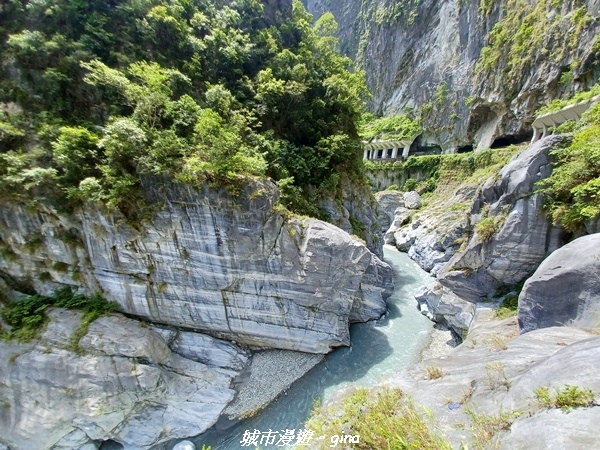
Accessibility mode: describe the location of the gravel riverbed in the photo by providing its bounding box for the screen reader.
[223,349,324,419]
[419,322,459,361]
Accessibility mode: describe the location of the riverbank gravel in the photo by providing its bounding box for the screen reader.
[419,323,459,361]
[223,349,324,419]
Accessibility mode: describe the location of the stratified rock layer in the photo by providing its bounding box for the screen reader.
[0,309,244,450]
[0,178,393,354]
[518,233,600,333]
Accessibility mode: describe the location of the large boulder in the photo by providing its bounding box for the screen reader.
[518,233,600,333]
[0,309,245,449]
[374,190,405,231]
[414,283,475,338]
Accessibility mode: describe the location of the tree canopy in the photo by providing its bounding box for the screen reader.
[0,0,369,218]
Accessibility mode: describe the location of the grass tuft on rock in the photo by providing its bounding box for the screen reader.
[534,385,595,410]
[306,387,452,449]
[0,288,118,342]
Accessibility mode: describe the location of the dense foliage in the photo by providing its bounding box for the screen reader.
[537,102,600,232]
[360,113,421,141]
[0,0,369,218]
[475,0,593,95]
[0,287,118,343]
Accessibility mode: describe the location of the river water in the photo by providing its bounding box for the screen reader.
[196,246,433,449]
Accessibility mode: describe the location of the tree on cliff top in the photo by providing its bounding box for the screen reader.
[0,0,369,218]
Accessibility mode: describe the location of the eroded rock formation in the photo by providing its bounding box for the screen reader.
[518,233,600,333]
[0,178,393,354]
[0,309,246,449]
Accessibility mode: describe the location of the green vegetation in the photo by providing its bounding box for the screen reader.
[537,102,600,232]
[360,113,422,142]
[535,385,595,410]
[466,408,521,449]
[475,0,591,95]
[475,216,500,242]
[0,288,118,342]
[306,387,452,450]
[365,146,523,199]
[494,294,518,319]
[0,0,369,218]
[536,83,600,117]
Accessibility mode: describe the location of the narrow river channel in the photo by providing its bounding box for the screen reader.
[195,246,434,449]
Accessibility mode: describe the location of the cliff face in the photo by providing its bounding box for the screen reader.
[306,0,600,151]
[0,308,248,449]
[379,136,567,335]
[0,178,393,354]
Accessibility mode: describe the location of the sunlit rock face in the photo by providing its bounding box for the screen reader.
[0,177,393,354]
[0,308,246,449]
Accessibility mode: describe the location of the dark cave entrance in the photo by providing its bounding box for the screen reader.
[490,131,533,149]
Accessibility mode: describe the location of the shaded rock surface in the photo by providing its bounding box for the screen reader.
[319,177,384,258]
[439,135,565,302]
[373,190,404,231]
[388,308,600,449]
[0,309,245,450]
[518,233,600,333]
[0,178,392,354]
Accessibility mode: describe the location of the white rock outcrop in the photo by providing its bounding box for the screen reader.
[0,309,245,450]
[0,178,393,354]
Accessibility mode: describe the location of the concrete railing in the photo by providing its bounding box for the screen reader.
[531,95,600,142]
[362,137,415,160]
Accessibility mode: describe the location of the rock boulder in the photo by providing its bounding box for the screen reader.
[518,233,600,333]
[0,309,245,449]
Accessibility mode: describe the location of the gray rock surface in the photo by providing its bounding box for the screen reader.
[414,284,475,338]
[373,190,404,231]
[0,309,245,450]
[439,136,565,302]
[0,178,392,354]
[383,206,412,245]
[388,309,600,449]
[498,408,600,450]
[403,191,422,210]
[518,233,600,333]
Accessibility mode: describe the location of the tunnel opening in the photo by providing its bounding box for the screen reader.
[490,131,532,149]
[457,145,474,153]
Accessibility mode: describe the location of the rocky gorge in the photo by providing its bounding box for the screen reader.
[305,0,600,151]
[1,0,600,448]
[0,177,393,449]
[365,133,600,447]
